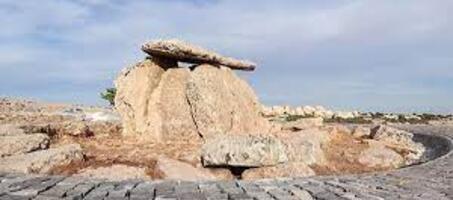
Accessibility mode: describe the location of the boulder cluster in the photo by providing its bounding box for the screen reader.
[114,39,274,142]
[112,39,427,180]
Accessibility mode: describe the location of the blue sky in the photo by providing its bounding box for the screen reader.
[1,0,452,113]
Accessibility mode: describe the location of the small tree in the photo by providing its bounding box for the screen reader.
[101,88,116,106]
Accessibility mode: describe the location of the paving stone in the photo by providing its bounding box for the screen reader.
[83,183,115,200]
[38,178,82,198]
[8,176,64,197]
[228,193,253,200]
[104,181,139,200]
[129,182,155,200]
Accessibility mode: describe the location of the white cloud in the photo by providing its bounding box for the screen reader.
[0,0,452,111]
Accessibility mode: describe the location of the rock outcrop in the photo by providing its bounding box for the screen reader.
[114,40,272,142]
[359,141,404,168]
[201,135,288,167]
[371,125,425,164]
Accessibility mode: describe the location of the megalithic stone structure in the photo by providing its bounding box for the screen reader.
[114,39,275,143]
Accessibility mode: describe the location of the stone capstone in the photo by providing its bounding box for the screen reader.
[201,135,288,167]
[142,39,256,71]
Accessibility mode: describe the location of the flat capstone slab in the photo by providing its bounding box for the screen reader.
[142,39,256,71]
[0,124,452,200]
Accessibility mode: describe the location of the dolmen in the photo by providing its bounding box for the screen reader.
[114,39,273,143]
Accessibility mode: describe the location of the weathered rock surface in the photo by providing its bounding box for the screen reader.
[242,162,315,180]
[0,124,24,136]
[282,117,323,131]
[187,65,273,138]
[351,125,372,138]
[359,141,404,168]
[76,164,150,181]
[0,144,84,174]
[201,134,288,167]
[115,60,271,142]
[114,59,165,138]
[115,59,200,142]
[371,125,425,164]
[0,134,49,157]
[142,39,256,71]
[154,156,216,181]
[279,128,331,165]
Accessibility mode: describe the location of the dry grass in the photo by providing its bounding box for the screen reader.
[312,130,391,175]
[49,133,202,178]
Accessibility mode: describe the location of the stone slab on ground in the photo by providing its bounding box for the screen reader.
[0,144,84,174]
[201,134,288,167]
[0,133,50,157]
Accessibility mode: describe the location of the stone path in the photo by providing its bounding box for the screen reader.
[0,125,452,200]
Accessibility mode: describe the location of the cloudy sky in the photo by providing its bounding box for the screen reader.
[1,0,452,113]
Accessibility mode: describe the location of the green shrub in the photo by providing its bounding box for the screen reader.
[283,114,315,122]
[101,87,117,106]
[324,117,372,124]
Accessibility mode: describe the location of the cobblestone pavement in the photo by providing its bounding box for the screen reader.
[0,125,452,200]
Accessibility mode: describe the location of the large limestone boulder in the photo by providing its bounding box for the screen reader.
[242,162,315,180]
[115,59,165,138]
[279,128,331,165]
[0,144,84,174]
[142,39,256,71]
[358,141,404,168]
[187,64,273,138]
[370,125,425,164]
[115,59,272,142]
[0,134,50,157]
[115,59,201,142]
[201,135,288,167]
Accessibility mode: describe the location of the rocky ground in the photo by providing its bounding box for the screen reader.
[1,40,449,185]
[0,97,438,182]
